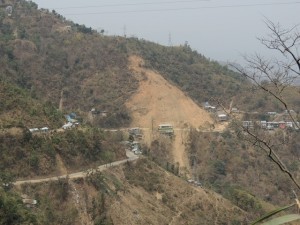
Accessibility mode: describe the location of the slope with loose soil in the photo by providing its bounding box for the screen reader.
[17,158,249,225]
[126,55,213,169]
[108,159,247,225]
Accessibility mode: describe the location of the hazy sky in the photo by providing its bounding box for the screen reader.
[32,0,300,63]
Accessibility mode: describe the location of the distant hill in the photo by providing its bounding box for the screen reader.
[0,0,255,128]
[0,0,298,129]
[1,2,299,224]
[127,40,249,107]
[0,0,138,127]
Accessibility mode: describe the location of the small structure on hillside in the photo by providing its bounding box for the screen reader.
[203,102,216,112]
[217,114,228,122]
[62,122,74,130]
[21,194,37,208]
[40,127,49,133]
[29,128,39,133]
[231,107,239,113]
[90,108,108,117]
[22,198,37,207]
[65,112,82,123]
[284,109,296,114]
[286,122,294,128]
[242,121,253,129]
[90,108,99,115]
[259,121,267,129]
[279,121,286,129]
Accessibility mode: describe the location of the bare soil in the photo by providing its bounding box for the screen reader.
[126,55,213,170]
[106,163,246,225]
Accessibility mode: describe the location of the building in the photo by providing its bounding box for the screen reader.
[40,127,49,132]
[203,102,216,111]
[29,128,39,133]
[62,122,73,130]
[243,121,253,128]
[218,114,228,121]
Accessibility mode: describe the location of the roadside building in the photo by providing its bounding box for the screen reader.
[40,127,49,133]
[29,128,39,133]
[62,122,73,130]
[218,114,228,122]
[243,121,253,128]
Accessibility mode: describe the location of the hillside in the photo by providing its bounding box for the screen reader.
[0,127,126,180]
[1,1,300,224]
[126,39,250,109]
[127,55,213,130]
[0,79,63,128]
[0,0,138,127]
[1,1,298,126]
[14,158,249,225]
[126,55,215,169]
[186,128,300,215]
[0,0,257,129]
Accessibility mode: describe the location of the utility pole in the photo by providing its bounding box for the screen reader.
[168,32,172,46]
[123,25,127,37]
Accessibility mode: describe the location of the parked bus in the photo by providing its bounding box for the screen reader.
[158,124,174,136]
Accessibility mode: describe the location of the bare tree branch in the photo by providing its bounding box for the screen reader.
[227,19,300,192]
[259,19,300,76]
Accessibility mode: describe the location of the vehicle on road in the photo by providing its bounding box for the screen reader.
[158,123,174,136]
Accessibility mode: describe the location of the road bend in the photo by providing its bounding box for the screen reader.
[14,150,139,186]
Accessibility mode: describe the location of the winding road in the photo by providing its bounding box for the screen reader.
[14,150,139,186]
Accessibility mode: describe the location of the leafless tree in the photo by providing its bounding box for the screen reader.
[231,19,300,190]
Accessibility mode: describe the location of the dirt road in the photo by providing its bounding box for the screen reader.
[14,150,138,186]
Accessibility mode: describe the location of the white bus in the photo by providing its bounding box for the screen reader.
[158,124,174,136]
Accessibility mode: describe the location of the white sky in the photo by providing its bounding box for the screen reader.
[32,0,300,63]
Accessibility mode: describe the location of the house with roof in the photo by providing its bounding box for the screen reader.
[217,113,228,121]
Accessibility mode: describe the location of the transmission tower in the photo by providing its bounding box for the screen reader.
[168,32,173,46]
[123,25,127,37]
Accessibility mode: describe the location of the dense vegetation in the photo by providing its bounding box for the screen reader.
[0,187,38,225]
[0,128,125,179]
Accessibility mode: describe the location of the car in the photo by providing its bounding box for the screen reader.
[133,149,142,155]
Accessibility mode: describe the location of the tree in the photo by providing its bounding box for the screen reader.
[231,20,300,224]
[0,188,37,225]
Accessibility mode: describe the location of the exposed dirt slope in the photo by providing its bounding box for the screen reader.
[127,56,212,129]
[17,158,248,225]
[106,159,247,225]
[126,55,213,168]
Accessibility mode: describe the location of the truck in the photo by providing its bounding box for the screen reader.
[158,124,174,136]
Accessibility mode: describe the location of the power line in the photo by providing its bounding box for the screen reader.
[59,2,300,16]
[51,0,211,10]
